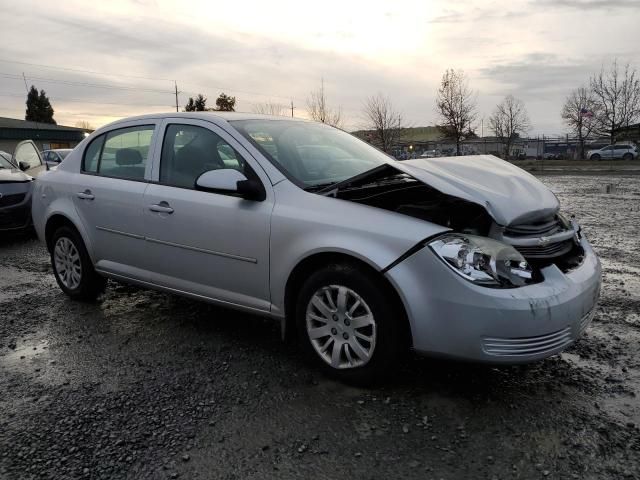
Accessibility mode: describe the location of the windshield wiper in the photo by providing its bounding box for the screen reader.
[315,164,398,196]
[304,182,339,192]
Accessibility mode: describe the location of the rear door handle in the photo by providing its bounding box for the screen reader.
[149,201,174,214]
[76,190,95,200]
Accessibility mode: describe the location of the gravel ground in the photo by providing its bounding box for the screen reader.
[1,174,639,480]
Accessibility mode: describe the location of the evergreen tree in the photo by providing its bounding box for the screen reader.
[25,85,56,124]
[184,94,208,112]
[215,93,236,112]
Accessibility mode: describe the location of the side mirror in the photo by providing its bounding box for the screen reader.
[195,169,265,201]
[19,161,30,171]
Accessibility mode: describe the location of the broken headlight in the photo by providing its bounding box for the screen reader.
[429,234,532,288]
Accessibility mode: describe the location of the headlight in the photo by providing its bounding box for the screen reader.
[429,234,532,288]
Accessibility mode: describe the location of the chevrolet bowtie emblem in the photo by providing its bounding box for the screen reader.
[538,236,551,246]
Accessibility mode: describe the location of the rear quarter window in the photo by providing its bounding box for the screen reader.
[83,135,104,173]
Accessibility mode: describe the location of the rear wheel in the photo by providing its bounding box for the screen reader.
[51,226,106,301]
[296,263,404,384]
[623,153,633,161]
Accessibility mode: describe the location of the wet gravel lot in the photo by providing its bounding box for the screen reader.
[1,174,639,480]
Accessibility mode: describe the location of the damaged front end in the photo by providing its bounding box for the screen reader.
[322,157,585,283]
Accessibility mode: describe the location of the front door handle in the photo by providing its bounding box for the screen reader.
[149,201,174,214]
[76,190,95,200]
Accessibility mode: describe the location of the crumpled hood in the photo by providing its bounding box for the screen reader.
[0,168,32,183]
[394,155,559,226]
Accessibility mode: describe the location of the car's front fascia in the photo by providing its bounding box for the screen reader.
[0,171,34,233]
[384,232,601,363]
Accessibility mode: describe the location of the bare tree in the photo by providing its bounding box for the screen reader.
[306,79,343,128]
[251,102,288,116]
[590,60,640,143]
[74,120,94,131]
[489,95,531,159]
[362,94,404,153]
[435,69,477,155]
[561,86,598,159]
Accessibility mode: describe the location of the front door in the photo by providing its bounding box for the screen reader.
[142,120,272,312]
[72,123,157,278]
[12,140,45,177]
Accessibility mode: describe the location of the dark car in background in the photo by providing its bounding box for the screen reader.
[0,141,46,234]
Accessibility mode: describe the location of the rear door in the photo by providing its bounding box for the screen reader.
[73,121,158,279]
[142,119,273,312]
[615,145,630,158]
[12,140,45,177]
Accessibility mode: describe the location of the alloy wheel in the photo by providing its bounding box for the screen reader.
[305,285,377,369]
[54,237,82,290]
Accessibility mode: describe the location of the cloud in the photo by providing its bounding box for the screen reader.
[534,0,639,8]
[478,53,599,98]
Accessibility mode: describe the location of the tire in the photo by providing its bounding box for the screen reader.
[590,154,601,161]
[50,226,106,301]
[623,153,632,161]
[295,263,405,384]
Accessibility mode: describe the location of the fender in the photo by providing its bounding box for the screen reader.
[33,177,96,263]
[269,181,449,315]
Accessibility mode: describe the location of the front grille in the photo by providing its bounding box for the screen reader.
[504,216,563,237]
[482,327,572,357]
[515,239,574,259]
[0,193,26,207]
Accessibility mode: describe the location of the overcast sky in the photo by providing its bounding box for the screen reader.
[1,0,638,134]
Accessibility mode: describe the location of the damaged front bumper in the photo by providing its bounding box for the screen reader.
[385,236,601,363]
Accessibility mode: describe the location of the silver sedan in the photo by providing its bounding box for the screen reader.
[31,113,601,383]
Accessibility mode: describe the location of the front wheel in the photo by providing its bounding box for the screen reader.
[590,154,601,161]
[51,226,106,301]
[296,263,405,384]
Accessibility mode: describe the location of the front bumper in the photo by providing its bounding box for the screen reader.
[0,188,33,232]
[385,236,601,363]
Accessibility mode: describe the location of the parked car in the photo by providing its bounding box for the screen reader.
[31,113,601,382]
[42,148,73,168]
[587,144,637,160]
[0,140,47,234]
[419,150,438,158]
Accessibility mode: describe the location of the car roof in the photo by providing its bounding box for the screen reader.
[103,111,308,129]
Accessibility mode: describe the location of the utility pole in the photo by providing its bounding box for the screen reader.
[174,81,179,112]
[290,100,295,118]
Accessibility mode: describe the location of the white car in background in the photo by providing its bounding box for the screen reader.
[587,143,637,160]
[31,112,601,383]
[42,149,73,168]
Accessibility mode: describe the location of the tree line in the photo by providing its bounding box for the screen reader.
[21,58,639,160]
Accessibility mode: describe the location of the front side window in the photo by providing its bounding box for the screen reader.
[230,120,389,189]
[160,124,246,189]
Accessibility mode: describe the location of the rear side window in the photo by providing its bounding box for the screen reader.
[82,125,154,180]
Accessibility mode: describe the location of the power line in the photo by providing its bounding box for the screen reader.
[0,72,173,94]
[0,92,174,108]
[0,58,175,82]
[0,58,296,101]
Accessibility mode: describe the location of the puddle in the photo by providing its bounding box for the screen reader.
[0,266,56,302]
[1,338,50,366]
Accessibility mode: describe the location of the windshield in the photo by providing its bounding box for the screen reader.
[0,152,13,169]
[230,120,391,189]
